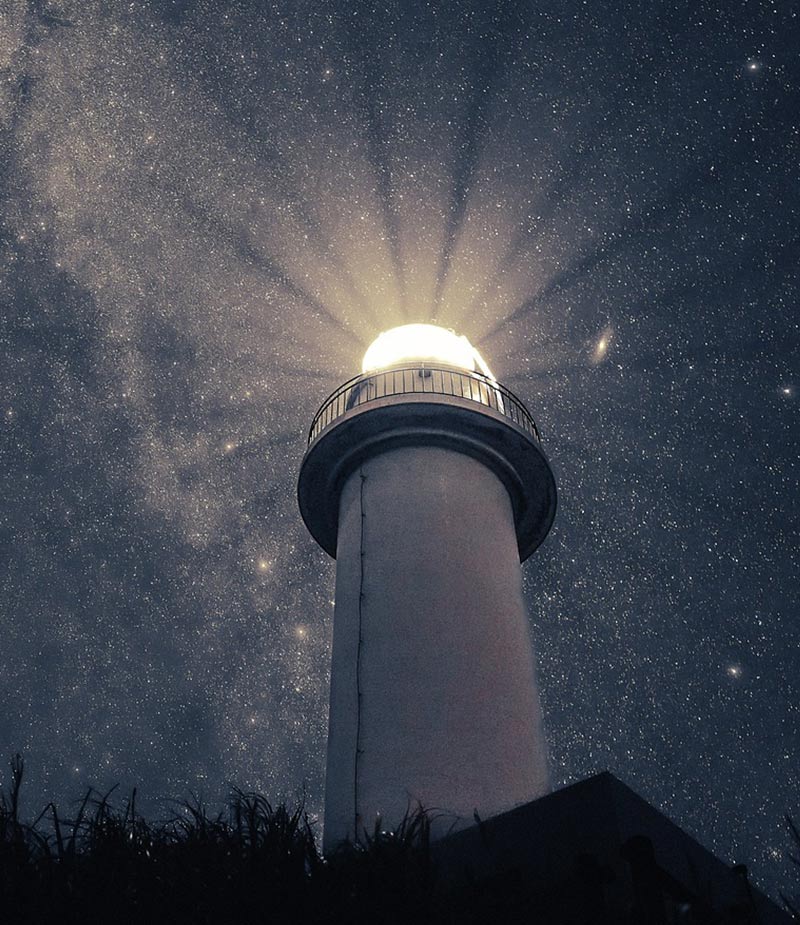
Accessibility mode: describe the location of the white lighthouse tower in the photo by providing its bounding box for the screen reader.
[298,324,557,853]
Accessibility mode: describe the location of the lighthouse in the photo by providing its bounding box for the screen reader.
[298,324,557,853]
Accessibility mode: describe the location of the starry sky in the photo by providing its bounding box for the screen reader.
[1,0,798,899]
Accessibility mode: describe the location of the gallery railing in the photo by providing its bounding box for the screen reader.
[308,366,541,444]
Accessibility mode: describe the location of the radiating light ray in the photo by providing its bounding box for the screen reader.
[344,22,408,315]
[458,102,632,332]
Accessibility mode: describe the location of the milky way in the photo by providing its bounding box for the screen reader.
[0,0,797,898]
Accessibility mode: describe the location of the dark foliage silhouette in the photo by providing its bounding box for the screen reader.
[1,756,793,924]
[782,816,800,920]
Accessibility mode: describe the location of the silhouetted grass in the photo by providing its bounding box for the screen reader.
[0,755,459,924]
[3,755,795,923]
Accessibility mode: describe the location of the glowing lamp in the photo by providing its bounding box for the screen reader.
[362,323,479,374]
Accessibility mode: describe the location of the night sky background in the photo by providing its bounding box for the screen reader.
[1,0,797,899]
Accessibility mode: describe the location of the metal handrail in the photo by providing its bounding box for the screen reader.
[308,365,542,444]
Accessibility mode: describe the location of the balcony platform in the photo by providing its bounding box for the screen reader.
[297,365,557,561]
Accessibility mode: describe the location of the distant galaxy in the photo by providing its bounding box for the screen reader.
[0,0,797,899]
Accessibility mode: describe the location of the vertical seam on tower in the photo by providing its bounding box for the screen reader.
[354,466,366,840]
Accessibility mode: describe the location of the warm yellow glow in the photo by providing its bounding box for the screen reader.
[362,324,484,374]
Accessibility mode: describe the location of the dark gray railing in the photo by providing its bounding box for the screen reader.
[308,365,541,444]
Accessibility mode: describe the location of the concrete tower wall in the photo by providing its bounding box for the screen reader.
[323,444,550,851]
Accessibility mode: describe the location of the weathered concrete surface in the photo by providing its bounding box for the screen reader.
[323,445,550,851]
